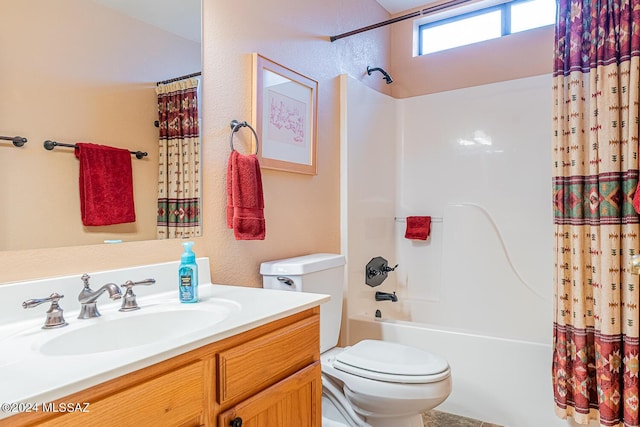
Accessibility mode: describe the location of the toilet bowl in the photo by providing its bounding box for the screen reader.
[260,254,452,427]
[322,341,451,427]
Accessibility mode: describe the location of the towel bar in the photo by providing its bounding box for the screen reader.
[43,140,147,159]
[395,217,443,223]
[1,135,27,147]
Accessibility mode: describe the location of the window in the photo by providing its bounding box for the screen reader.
[418,0,555,55]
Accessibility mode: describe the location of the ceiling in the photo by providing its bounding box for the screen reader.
[91,0,201,42]
[90,0,430,42]
[375,0,436,14]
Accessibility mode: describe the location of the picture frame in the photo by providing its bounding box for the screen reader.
[252,53,318,175]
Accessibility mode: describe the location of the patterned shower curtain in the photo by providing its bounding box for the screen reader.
[552,0,640,425]
[156,78,201,239]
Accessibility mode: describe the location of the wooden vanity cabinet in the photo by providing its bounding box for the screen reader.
[216,312,322,427]
[37,360,207,427]
[2,307,321,427]
[218,363,321,427]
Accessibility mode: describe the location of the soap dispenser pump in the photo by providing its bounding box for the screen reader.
[179,241,198,303]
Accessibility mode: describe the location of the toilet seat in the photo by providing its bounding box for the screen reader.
[322,345,452,423]
[333,340,450,384]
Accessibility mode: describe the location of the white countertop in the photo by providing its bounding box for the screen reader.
[0,261,328,420]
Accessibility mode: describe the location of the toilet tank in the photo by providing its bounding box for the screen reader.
[260,253,346,353]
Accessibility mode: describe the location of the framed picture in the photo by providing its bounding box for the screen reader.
[252,53,318,175]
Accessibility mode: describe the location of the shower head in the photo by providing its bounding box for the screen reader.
[367,66,393,84]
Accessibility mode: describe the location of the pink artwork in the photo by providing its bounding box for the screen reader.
[267,90,305,146]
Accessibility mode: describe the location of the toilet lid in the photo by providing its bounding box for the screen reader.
[333,340,450,384]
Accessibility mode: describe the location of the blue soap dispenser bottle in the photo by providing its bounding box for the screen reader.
[179,241,198,303]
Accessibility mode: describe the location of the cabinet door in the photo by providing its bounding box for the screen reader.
[217,315,319,407]
[218,362,321,427]
[37,361,205,427]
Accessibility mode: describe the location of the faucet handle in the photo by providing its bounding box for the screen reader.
[365,256,398,287]
[80,273,91,288]
[382,264,399,273]
[23,293,68,329]
[126,278,156,287]
[119,278,156,312]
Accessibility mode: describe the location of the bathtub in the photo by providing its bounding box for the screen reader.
[348,315,568,427]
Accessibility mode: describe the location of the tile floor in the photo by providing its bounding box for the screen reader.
[422,410,503,427]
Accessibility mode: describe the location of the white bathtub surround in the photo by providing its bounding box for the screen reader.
[402,203,551,343]
[340,75,590,426]
[0,259,328,418]
[340,74,402,325]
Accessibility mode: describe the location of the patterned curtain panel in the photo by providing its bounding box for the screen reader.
[552,0,640,425]
[156,78,201,239]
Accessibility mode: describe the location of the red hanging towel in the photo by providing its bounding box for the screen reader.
[226,150,265,240]
[405,216,431,240]
[75,143,136,226]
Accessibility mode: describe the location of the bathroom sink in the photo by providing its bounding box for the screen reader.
[38,303,238,356]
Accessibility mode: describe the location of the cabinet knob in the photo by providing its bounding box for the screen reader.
[230,417,243,427]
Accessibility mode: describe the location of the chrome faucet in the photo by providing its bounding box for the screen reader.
[77,274,122,319]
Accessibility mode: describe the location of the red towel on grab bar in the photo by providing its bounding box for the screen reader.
[226,150,265,240]
[75,143,136,226]
[405,216,431,240]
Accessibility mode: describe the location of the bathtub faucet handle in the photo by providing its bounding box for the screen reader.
[368,267,383,277]
[382,264,398,273]
[365,256,397,287]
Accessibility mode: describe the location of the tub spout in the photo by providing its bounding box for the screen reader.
[375,291,397,302]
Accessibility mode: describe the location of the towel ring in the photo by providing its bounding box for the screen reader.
[229,120,259,155]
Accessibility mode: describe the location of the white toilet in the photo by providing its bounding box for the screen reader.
[260,253,451,427]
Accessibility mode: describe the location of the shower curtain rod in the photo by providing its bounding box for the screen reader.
[156,71,201,86]
[330,0,474,42]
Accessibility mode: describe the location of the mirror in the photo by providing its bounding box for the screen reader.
[0,0,202,251]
